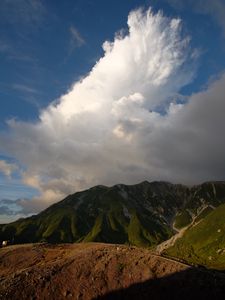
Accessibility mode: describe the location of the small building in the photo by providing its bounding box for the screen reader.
[2,240,8,247]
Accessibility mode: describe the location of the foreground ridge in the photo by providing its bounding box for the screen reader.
[1,243,225,300]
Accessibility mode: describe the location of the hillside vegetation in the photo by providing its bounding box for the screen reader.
[165,203,225,270]
[1,181,225,253]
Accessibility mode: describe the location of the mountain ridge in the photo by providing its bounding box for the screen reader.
[1,180,225,250]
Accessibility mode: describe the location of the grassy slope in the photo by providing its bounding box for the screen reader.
[1,181,225,254]
[165,204,225,270]
[0,186,173,247]
[174,210,192,229]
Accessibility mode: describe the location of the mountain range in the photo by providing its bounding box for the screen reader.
[1,180,225,269]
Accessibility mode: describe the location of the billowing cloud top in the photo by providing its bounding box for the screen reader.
[1,7,225,214]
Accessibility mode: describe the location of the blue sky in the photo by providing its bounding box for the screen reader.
[1,0,225,223]
[1,0,225,126]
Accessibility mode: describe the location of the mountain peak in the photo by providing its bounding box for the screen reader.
[1,180,225,247]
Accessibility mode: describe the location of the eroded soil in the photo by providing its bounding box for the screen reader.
[0,243,225,300]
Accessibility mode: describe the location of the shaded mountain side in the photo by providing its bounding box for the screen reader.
[1,243,225,300]
[164,203,225,270]
[0,181,225,247]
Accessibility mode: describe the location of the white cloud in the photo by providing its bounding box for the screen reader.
[0,160,18,178]
[1,0,46,27]
[0,7,201,213]
[12,84,39,94]
[70,25,85,48]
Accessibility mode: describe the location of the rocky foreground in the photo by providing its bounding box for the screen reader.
[1,243,225,300]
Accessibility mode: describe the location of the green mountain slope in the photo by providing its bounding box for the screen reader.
[1,181,225,250]
[164,203,225,269]
[0,182,180,246]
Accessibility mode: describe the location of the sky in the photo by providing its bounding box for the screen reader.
[1,0,225,223]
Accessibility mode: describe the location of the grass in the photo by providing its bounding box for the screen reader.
[195,206,213,223]
[2,181,224,252]
[165,204,225,270]
[0,191,171,247]
[128,212,151,247]
[82,214,103,242]
[174,210,192,229]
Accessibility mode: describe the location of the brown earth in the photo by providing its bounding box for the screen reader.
[0,243,225,300]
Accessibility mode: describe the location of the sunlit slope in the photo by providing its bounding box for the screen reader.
[0,182,182,246]
[1,181,225,249]
[165,203,225,269]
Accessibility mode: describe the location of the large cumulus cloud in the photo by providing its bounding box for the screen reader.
[1,7,224,214]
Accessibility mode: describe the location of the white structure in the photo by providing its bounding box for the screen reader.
[2,241,8,247]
